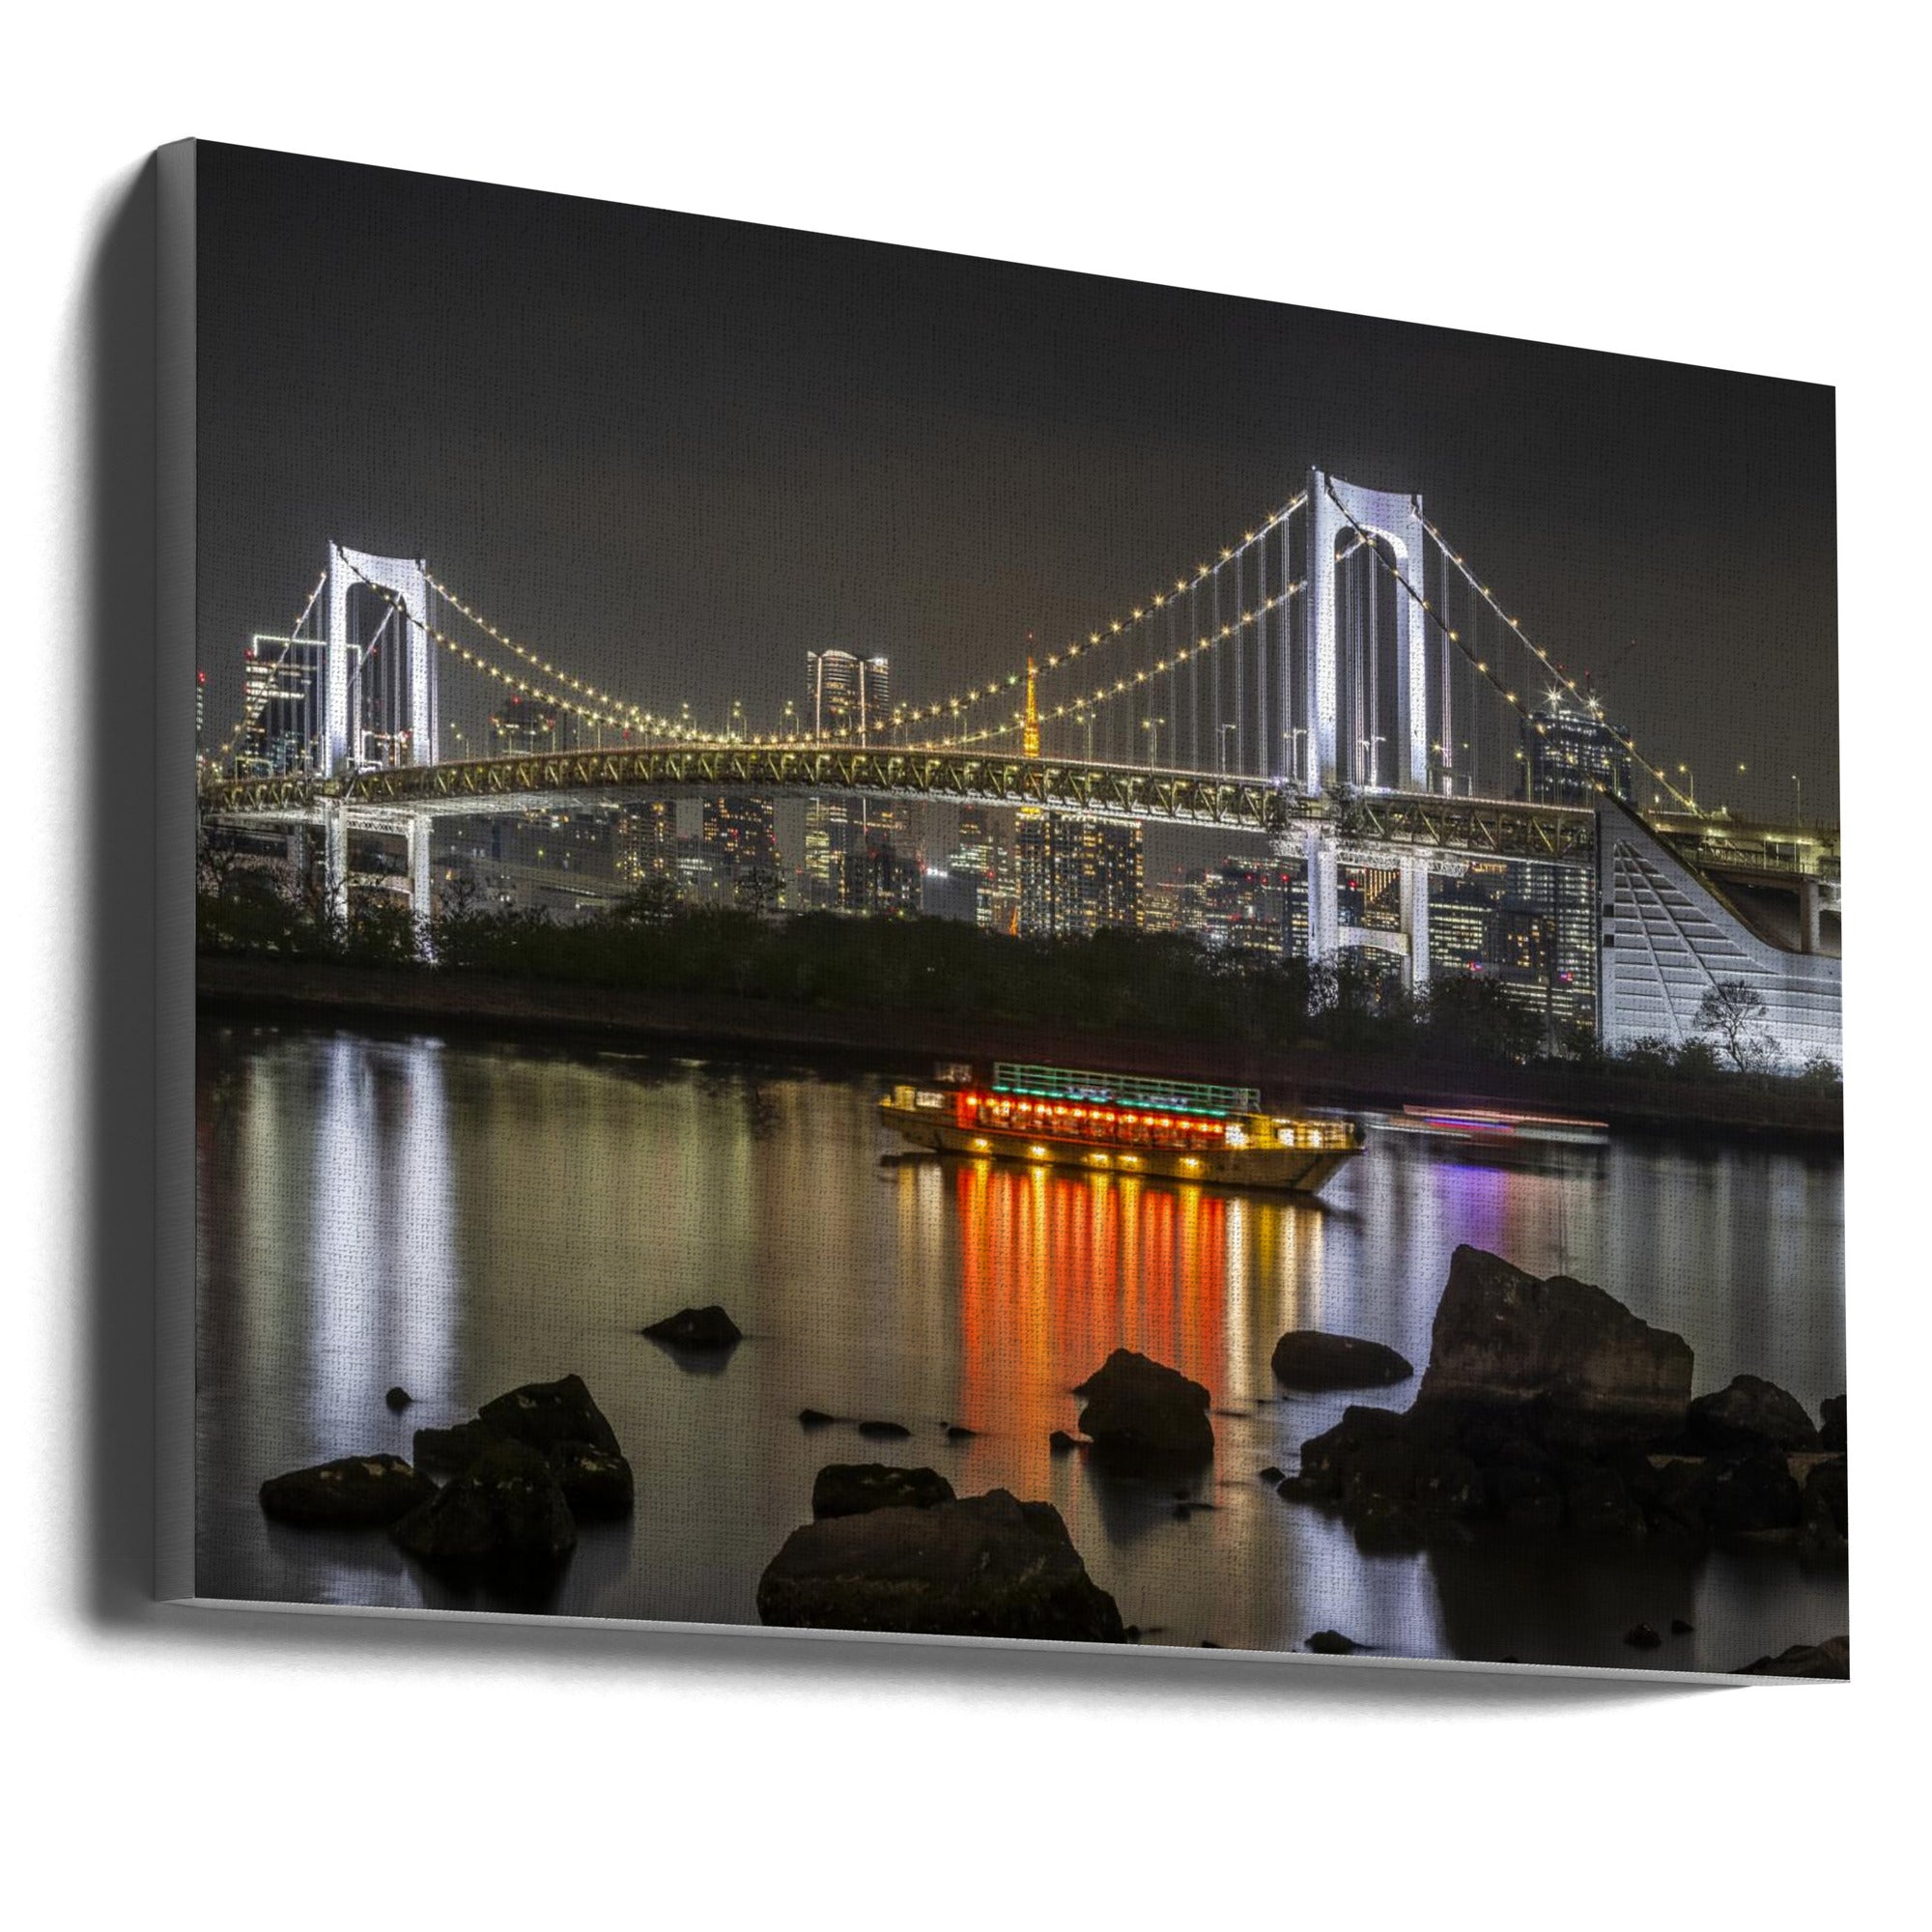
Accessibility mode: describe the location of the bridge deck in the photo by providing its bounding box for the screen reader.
[201,745,1597,862]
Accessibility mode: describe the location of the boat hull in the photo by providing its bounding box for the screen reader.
[881,1105,1359,1196]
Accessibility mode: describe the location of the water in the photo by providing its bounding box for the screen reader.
[195,1023,1848,1670]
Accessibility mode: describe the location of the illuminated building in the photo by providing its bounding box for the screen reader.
[807,649,890,743]
[613,801,676,883]
[240,635,325,777]
[489,692,570,755]
[804,649,892,907]
[700,795,780,878]
[1529,698,1635,805]
[1017,813,1144,938]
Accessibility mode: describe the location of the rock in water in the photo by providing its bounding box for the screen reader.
[1688,1374,1821,1452]
[1624,1622,1662,1650]
[811,1463,955,1520]
[1073,1350,1214,1468]
[1797,1457,1848,1561]
[1654,1441,1804,1537]
[260,1454,435,1527]
[1048,1430,1079,1454]
[856,1420,912,1441]
[551,1443,636,1521]
[1738,1636,1850,1679]
[477,1374,622,1457]
[798,1408,838,1429]
[412,1419,502,1475]
[1417,1245,1693,1442]
[1271,1332,1413,1391]
[392,1440,577,1581]
[640,1305,744,1350]
[384,1386,413,1412]
[1306,1629,1358,1655]
[756,1490,1125,1643]
[1818,1394,1846,1454]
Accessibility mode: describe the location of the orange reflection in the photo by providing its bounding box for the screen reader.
[953,1161,1231,1424]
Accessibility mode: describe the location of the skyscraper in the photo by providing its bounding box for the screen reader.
[805,649,891,907]
[1017,813,1144,937]
[1529,698,1635,805]
[807,650,890,743]
[700,795,780,878]
[240,635,325,777]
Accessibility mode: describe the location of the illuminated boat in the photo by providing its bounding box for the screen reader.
[1373,1103,1610,1151]
[880,1062,1363,1195]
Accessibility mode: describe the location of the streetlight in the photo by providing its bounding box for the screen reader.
[1678,762,1696,810]
[1792,773,1803,825]
[1218,722,1237,775]
[1142,716,1166,771]
[1284,725,1310,787]
[781,699,798,743]
[1357,733,1386,788]
[1074,704,1094,763]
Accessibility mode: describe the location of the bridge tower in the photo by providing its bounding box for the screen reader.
[321,546,439,777]
[1301,469,1432,792]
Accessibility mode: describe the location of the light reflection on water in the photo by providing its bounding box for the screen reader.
[196,1024,1847,1667]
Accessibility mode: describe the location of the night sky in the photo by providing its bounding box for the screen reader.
[195,141,1839,822]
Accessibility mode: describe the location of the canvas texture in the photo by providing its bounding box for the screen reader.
[184,142,1847,1680]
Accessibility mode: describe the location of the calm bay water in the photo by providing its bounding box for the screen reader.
[196,1022,1848,1669]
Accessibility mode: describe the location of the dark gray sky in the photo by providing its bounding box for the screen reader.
[196,141,1839,821]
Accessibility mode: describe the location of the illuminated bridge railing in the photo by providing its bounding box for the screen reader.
[199,746,1597,860]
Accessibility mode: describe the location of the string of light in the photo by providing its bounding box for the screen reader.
[1413,505,1699,814]
[423,570,689,738]
[890,491,1310,737]
[925,580,1309,753]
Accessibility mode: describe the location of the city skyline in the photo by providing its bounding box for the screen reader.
[194,143,1839,827]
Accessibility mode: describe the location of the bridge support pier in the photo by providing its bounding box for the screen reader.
[1295,826,1339,964]
[1400,854,1432,992]
[321,802,349,935]
[407,812,436,960]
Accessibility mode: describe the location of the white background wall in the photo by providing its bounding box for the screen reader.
[5,3,1922,1922]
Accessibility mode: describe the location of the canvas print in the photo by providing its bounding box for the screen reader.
[175,141,1847,1677]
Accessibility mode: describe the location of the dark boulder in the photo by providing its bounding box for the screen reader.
[551,1442,636,1521]
[1258,1464,1286,1485]
[384,1386,413,1412]
[1558,1459,1647,1539]
[1417,1245,1693,1443]
[1270,1331,1413,1391]
[412,1418,503,1475]
[1688,1375,1821,1453]
[477,1374,621,1458]
[1654,1443,1804,1538]
[1073,1350,1214,1469]
[260,1454,435,1527]
[1797,1457,1849,1561]
[1048,1430,1080,1454]
[640,1305,743,1351]
[798,1407,838,1429]
[1737,1636,1849,1679]
[856,1420,912,1441]
[392,1440,577,1581]
[1819,1395,1846,1454]
[945,1425,979,1441]
[1670,1618,1694,1635]
[1624,1622,1662,1650]
[756,1489,1126,1643]
[1306,1629,1359,1655]
[811,1463,955,1520]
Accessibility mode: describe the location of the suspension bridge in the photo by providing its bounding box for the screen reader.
[198,468,1842,1066]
